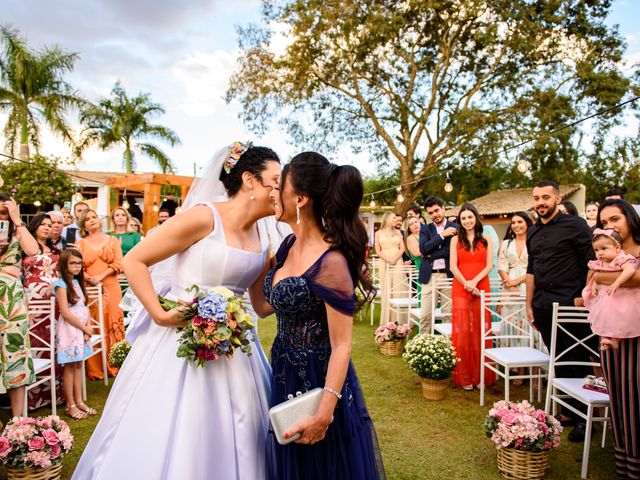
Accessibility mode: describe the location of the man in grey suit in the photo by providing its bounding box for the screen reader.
[418,196,458,333]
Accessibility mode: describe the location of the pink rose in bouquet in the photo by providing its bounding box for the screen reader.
[0,437,11,458]
[484,400,563,452]
[27,437,45,451]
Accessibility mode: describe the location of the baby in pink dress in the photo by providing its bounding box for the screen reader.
[582,229,640,350]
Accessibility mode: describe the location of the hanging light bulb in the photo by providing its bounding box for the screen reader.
[122,189,130,210]
[175,198,182,214]
[33,200,41,207]
[517,153,529,173]
[73,187,83,203]
[396,186,404,203]
[369,195,376,208]
[152,197,159,213]
[444,174,453,193]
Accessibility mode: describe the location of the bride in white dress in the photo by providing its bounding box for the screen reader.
[72,144,282,480]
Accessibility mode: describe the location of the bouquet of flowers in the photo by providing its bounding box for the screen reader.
[108,340,132,368]
[0,416,74,469]
[159,285,255,367]
[374,322,412,343]
[483,400,563,451]
[402,334,459,380]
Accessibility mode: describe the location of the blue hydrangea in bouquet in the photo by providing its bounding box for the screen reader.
[158,285,255,367]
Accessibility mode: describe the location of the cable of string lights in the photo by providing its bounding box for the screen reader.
[0,95,638,205]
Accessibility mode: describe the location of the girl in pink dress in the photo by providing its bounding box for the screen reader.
[582,229,640,350]
[54,249,95,420]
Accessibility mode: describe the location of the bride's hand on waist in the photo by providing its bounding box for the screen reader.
[286,413,332,445]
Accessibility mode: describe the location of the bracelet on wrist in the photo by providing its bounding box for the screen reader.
[323,386,342,400]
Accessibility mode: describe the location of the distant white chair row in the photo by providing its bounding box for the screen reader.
[24,284,108,417]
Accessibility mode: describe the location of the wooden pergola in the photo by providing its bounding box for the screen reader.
[106,173,194,233]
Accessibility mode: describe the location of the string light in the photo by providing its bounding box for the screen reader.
[33,200,41,207]
[516,153,529,173]
[122,189,130,210]
[396,186,404,203]
[152,197,159,213]
[369,195,376,208]
[444,174,453,193]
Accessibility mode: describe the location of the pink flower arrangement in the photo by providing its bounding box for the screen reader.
[374,322,412,344]
[483,400,563,452]
[0,416,74,469]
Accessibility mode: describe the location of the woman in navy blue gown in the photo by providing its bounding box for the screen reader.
[253,151,385,479]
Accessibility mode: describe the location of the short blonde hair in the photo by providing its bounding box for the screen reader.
[379,212,396,232]
[129,216,143,235]
[110,207,132,233]
[77,208,99,237]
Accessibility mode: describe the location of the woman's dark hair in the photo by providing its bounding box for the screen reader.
[503,211,533,241]
[26,213,59,256]
[0,191,15,257]
[58,249,88,306]
[456,203,487,251]
[283,152,374,310]
[596,199,640,245]
[560,200,578,216]
[219,146,280,197]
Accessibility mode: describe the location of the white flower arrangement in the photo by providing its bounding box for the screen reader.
[402,334,459,380]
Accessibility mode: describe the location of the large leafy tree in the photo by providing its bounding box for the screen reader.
[0,25,85,160]
[76,83,180,173]
[228,0,634,210]
[1,154,75,205]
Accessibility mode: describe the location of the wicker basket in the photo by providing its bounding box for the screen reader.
[379,339,404,356]
[420,377,447,400]
[496,448,550,479]
[6,463,63,480]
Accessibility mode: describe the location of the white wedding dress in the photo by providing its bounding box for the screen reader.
[73,203,272,480]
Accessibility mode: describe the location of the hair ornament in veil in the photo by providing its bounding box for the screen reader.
[223,141,253,174]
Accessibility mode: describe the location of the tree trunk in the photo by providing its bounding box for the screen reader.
[19,144,29,161]
[20,116,30,160]
[124,145,133,173]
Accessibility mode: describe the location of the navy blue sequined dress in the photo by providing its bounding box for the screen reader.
[264,235,385,480]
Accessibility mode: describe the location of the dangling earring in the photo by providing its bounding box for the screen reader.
[296,205,301,225]
[250,188,255,201]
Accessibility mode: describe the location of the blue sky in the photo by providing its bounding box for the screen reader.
[1,0,639,177]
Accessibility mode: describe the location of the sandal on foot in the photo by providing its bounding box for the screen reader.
[462,384,474,391]
[65,404,88,420]
[77,402,97,415]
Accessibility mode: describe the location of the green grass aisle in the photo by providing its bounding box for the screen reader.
[2,311,616,479]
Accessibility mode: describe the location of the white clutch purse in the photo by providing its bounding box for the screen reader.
[269,388,324,445]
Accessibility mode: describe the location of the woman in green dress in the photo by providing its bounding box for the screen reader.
[0,193,39,416]
[404,216,422,306]
[108,206,142,257]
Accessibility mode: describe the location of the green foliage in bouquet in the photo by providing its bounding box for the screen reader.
[108,340,132,368]
[402,334,458,380]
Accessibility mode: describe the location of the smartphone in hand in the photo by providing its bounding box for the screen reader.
[0,220,9,243]
[65,227,77,245]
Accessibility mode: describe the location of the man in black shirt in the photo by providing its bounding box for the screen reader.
[525,180,595,442]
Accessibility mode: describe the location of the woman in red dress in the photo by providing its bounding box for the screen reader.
[449,203,495,390]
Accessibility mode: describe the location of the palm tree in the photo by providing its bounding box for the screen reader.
[76,83,180,173]
[0,25,85,160]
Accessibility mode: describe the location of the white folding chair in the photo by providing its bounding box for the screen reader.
[387,264,419,325]
[545,303,609,480]
[369,257,381,326]
[25,296,57,416]
[430,277,453,337]
[480,291,549,407]
[83,284,109,400]
[117,274,135,328]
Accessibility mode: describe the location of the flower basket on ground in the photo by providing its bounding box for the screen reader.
[402,334,458,400]
[484,400,563,479]
[0,416,74,480]
[374,322,412,356]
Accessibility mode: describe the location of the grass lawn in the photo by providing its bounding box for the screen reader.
[1,309,616,479]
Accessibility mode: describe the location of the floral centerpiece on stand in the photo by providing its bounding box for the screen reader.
[374,322,412,356]
[159,285,255,367]
[484,400,563,479]
[0,415,74,479]
[402,333,458,400]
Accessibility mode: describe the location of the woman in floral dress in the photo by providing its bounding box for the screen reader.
[22,213,63,409]
[76,208,125,379]
[0,193,39,416]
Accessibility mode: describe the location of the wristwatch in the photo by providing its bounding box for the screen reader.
[16,221,27,228]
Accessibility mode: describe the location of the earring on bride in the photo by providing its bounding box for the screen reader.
[250,188,255,201]
[296,205,301,225]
